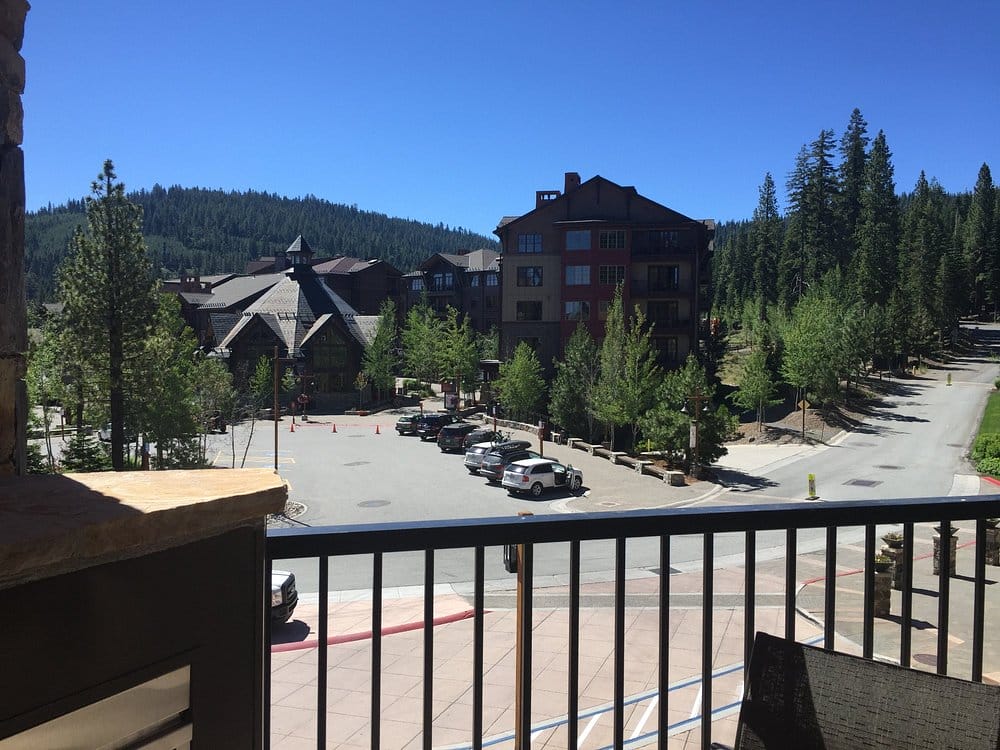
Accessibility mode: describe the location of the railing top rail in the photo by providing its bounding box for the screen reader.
[267,494,1000,560]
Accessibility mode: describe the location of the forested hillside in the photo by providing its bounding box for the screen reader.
[25,186,499,301]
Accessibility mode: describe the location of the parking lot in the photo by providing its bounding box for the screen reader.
[207,404,705,529]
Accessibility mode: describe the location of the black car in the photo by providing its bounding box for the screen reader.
[437,422,477,452]
[462,428,505,450]
[478,441,539,483]
[415,413,456,440]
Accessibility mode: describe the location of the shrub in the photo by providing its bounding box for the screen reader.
[60,432,112,472]
[995,377,1000,390]
[971,433,1000,465]
[977,456,1000,477]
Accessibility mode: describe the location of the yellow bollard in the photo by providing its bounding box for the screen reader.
[807,473,817,500]
[947,373,952,386]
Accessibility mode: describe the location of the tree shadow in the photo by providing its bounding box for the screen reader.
[712,467,779,491]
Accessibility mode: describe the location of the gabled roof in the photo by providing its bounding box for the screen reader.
[494,174,698,233]
[464,249,499,272]
[178,291,214,305]
[216,268,372,351]
[198,273,284,310]
[417,248,499,273]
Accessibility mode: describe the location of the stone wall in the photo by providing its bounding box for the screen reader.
[0,0,27,475]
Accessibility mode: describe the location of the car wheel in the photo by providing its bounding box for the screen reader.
[530,482,543,497]
[571,476,582,491]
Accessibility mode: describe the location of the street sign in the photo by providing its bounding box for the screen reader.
[798,399,811,410]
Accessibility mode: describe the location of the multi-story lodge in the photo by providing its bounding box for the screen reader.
[400,249,501,334]
[494,172,714,371]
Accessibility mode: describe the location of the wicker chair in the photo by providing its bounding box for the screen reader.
[714,632,1000,750]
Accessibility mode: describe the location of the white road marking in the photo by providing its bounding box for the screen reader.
[577,713,601,747]
[631,695,658,739]
[689,684,702,719]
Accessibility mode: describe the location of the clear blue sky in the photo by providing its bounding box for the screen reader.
[23,1,1000,237]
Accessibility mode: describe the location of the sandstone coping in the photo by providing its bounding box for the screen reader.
[0,468,287,590]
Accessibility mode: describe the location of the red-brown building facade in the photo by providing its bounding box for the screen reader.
[495,172,713,372]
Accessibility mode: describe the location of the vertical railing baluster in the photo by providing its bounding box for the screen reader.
[614,538,626,750]
[785,528,796,643]
[371,553,383,750]
[518,544,534,750]
[901,522,914,667]
[264,555,273,748]
[423,550,434,750]
[973,520,986,682]
[701,533,714,750]
[824,526,836,650]
[863,524,874,659]
[937,521,951,675]
[473,547,484,750]
[568,540,580,750]
[744,530,755,678]
[658,536,670,750]
[317,556,329,749]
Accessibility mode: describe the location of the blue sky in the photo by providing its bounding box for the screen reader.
[23,1,999,237]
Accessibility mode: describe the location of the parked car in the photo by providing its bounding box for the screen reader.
[464,439,530,475]
[395,414,420,435]
[479,444,541,483]
[437,422,477,452]
[502,458,583,497]
[271,569,298,623]
[415,413,456,440]
[462,428,506,450]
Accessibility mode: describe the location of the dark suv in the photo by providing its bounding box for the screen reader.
[437,422,477,452]
[463,428,505,450]
[479,442,540,483]
[415,413,456,440]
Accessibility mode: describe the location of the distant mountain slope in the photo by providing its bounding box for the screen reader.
[25,185,499,301]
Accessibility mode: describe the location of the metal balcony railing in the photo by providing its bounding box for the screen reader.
[265,494,1000,750]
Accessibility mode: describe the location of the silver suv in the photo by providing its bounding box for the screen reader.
[503,458,583,497]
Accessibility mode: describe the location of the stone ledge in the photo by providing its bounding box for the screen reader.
[0,468,287,590]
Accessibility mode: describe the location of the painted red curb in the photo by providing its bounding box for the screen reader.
[983,475,1000,487]
[271,608,483,653]
[800,539,978,586]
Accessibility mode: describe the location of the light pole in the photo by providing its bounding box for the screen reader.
[682,392,708,478]
[272,346,297,472]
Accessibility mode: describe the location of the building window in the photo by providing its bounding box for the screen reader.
[517,233,542,253]
[411,278,424,291]
[634,230,682,253]
[648,265,680,291]
[599,230,626,249]
[564,301,590,321]
[486,273,499,286]
[470,274,480,287]
[485,295,498,310]
[566,230,591,251]
[599,265,626,285]
[516,266,543,287]
[648,300,679,325]
[565,265,590,285]
[431,272,453,291]
[516,301,543,321]
[598,300,610,321]
[655,337,679,363]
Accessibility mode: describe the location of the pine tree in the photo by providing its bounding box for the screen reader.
[549,324,599,441]
[439,307,480,397]
[837,108,870,263]
[730,348,782,431]
[494,342,545,422]
[965,164,996,317]
[362,298,398,400]
[401,298,443,387]
[592,284,628,447]
[751,173,783,308]
[851,131,899,307]
[620,304,662,450]
[57,161,158,470]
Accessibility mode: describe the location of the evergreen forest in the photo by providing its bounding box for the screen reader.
[25,185,499,301]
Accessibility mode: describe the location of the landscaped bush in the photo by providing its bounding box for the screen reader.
[972,433,1000,466]
[976,456,1000,477]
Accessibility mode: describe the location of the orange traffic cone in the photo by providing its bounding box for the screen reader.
[375,424,381,435]
[290,420,295,433]
[331,422,337,433]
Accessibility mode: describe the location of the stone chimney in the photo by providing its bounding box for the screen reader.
[564,172,581,193]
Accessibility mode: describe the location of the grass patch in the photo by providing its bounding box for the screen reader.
[977,389,1000,436]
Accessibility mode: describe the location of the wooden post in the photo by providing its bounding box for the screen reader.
[0,1,27,475]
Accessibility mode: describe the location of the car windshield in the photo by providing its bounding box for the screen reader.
[469,446,488,455]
